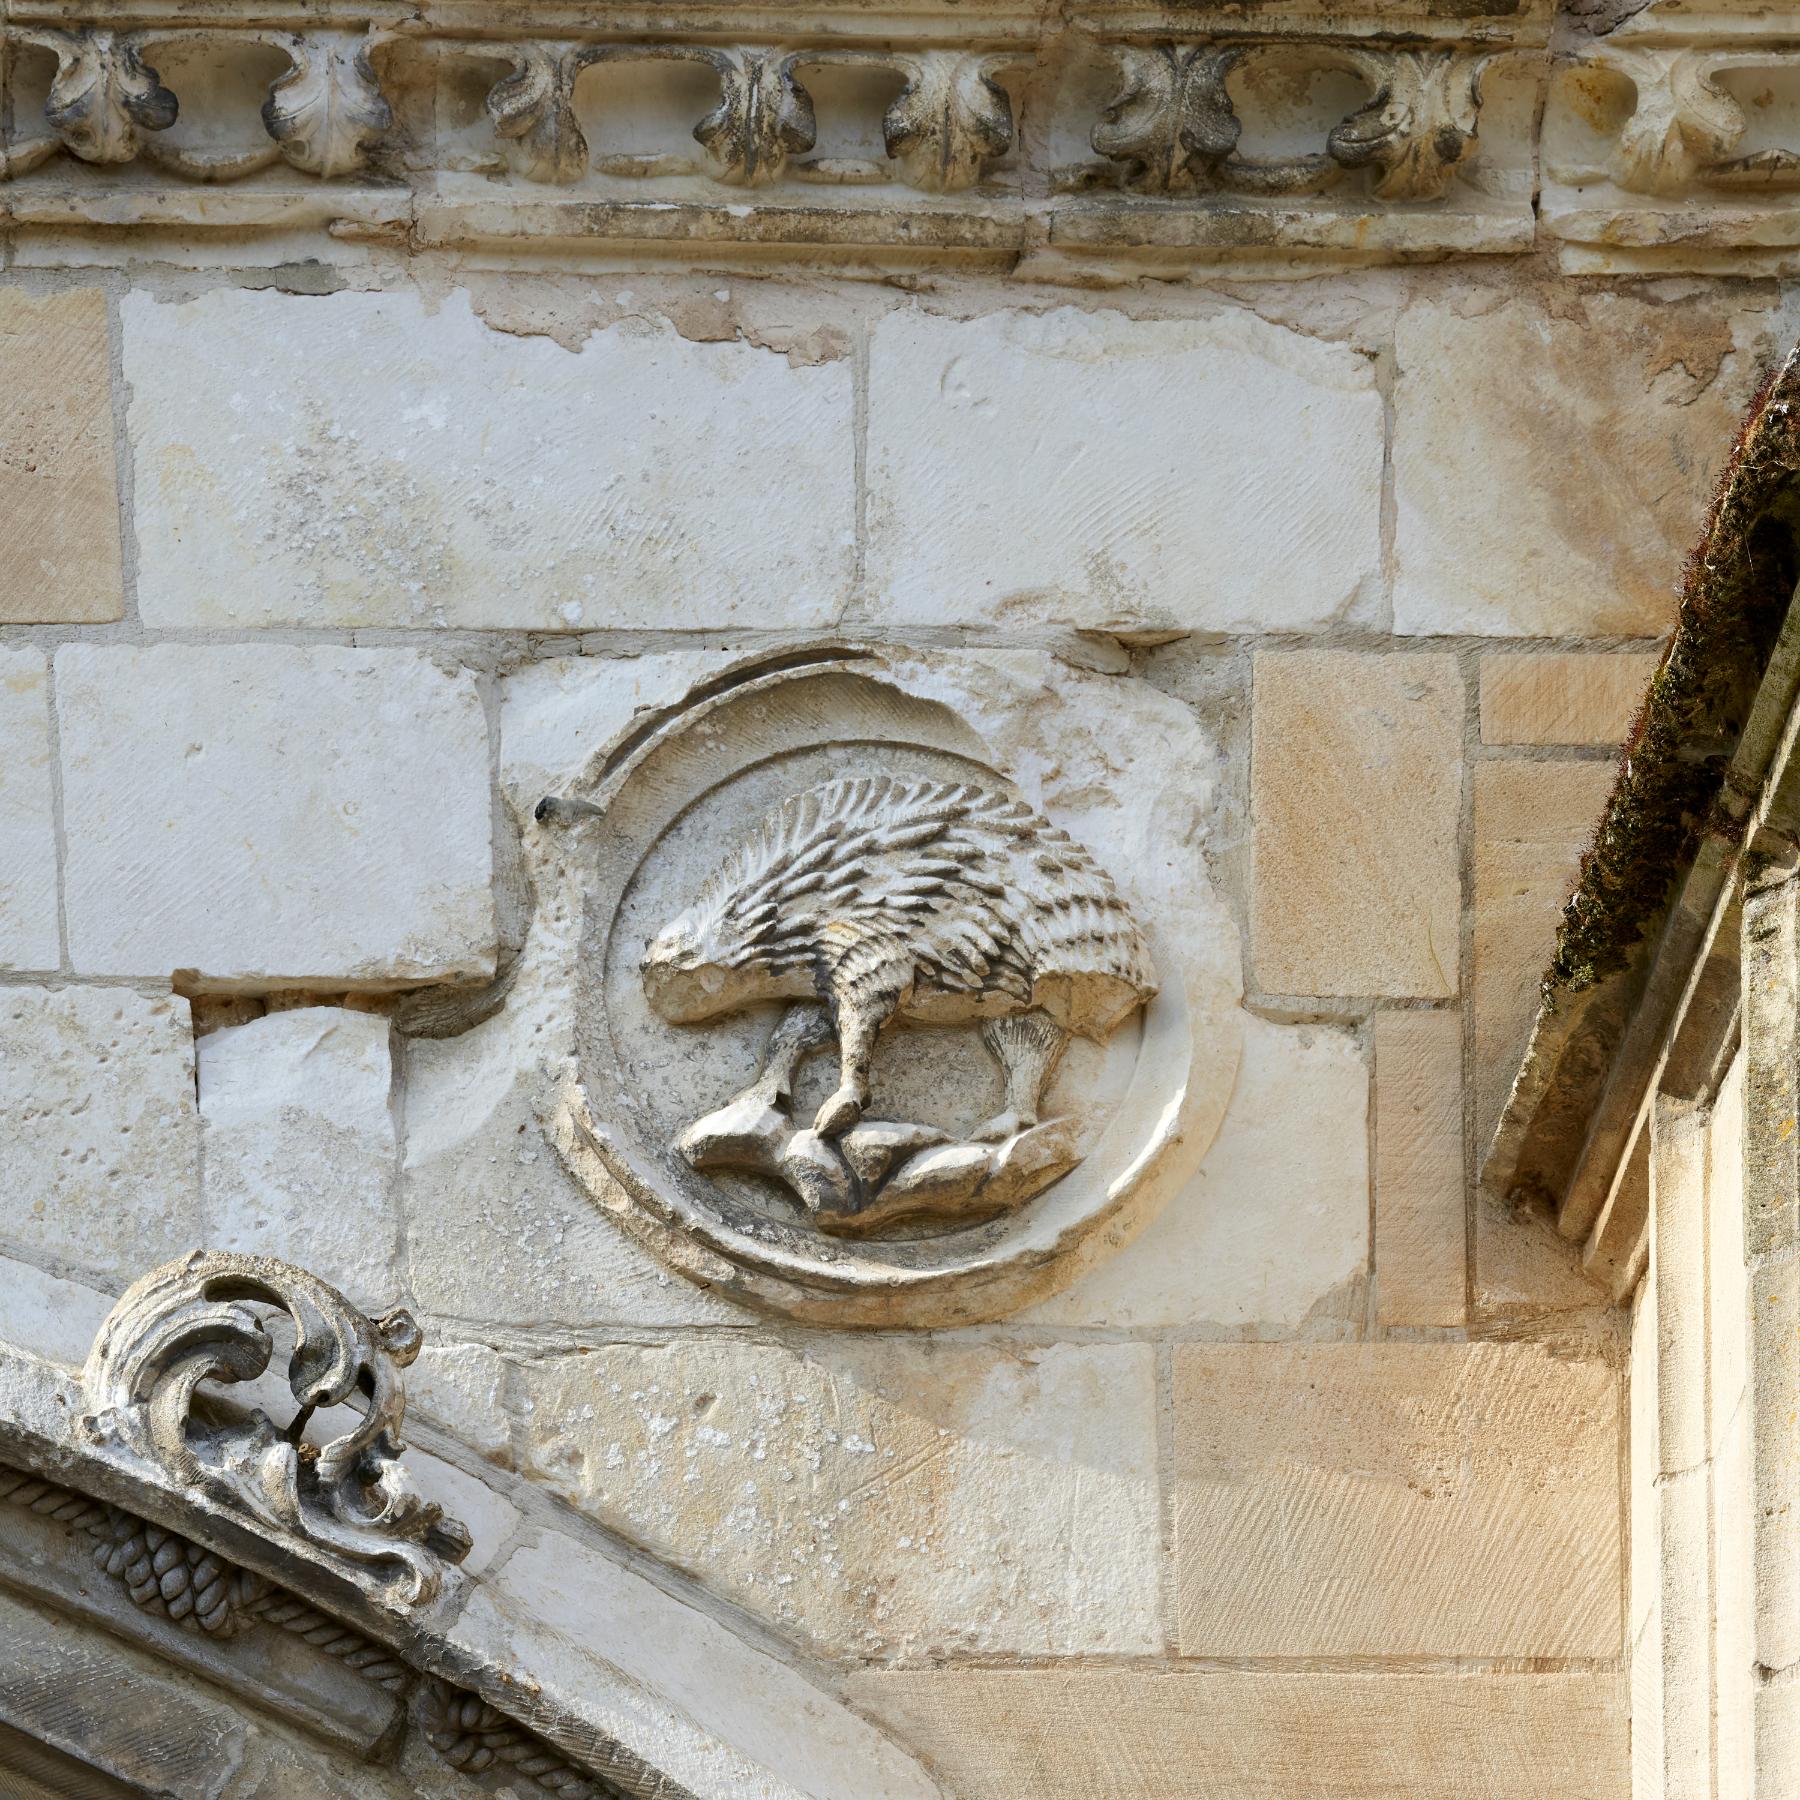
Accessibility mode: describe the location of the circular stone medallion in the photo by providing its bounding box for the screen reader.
[543,648,1240,1326]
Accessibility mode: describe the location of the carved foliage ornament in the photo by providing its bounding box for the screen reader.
[80,1250,469,1607]
[1090,40,1490,202]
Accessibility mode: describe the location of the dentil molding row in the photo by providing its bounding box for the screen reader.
[0,1,1795,271]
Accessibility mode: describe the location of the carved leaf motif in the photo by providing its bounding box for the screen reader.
[262,32,391,179]
[1091,44,1240,195]
[29,29,177,166]
[1602,48,1744,196]
[883,53,1014,193]
[694,50,816,186]
[487,45,592,184]
[1327,49,1488,202]
[81,1251,470,1607]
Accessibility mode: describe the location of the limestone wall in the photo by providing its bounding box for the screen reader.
[1,32,1782,1784]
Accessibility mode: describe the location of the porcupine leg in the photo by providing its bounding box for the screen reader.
[813,993,891,1138]
[755,1003,835,1106]
[973,1010,1069,1142]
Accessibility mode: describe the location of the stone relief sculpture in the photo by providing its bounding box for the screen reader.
[642,774,1157,1235]
[540,649,1238,1325]
[80,1250,470,1606]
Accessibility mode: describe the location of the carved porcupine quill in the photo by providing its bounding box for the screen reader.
[642,775,1157,1140]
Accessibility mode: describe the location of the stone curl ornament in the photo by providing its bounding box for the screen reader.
[80,1250,470,1606]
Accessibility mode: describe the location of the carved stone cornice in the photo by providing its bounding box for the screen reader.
[0,4,1544,271]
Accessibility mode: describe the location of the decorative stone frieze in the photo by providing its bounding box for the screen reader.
[80,1250,471,1607]
[0,5,1544,271]
[1542,5,1800,271]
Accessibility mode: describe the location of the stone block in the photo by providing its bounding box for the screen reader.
[57,644,495,988]
[864,306,1383,632]
[197,1008,401,1305]
[1394,295,1764,636]
[124,288,855,630]
[0,1251,114,1366]
[1251,651,1462,999]
[844,1668,1629,1800]
[1172,1341,1621,1657]
[460,1533,942,1800]
[0,649,59,973]
[0,987,200,1284]
[0,288,122,624]
[512,1337,1161,1659]
[1473,760,1617,1148]
[1480,653,1661,747]
[1374,1009,1466,1327]
[1027,1015,1367,1331]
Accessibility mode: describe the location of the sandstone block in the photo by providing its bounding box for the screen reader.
[1394,295,1764,636]
[124,289,855,630]
[1473,760,1616,1147]
[1480,653,1661,747]
[1375,1009,1466,1327]
[57,644,495,988]
[197,1008,401,1304]
[512,1337,1161,1659]
[1251,651,1462,998]
[0,987,200,1283]
[1027,1015,1366,1330]
[0,649,59,973]
[0,288,123,624]
[1172,1341,1621,1657]
[845,1668,1629,1800]
[864,306,1383,632]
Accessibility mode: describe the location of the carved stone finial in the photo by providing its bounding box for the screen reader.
[80,1251,469,1607]
[261,32,392,180]
[1328,49,1489,202]
[487,46,595,185]
[1091,44,1241,195]
[883,53,1014,194]
[25,29,177,166]
[694,50,816,185]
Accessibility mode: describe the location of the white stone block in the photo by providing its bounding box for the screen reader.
[1027,1016,1367,1330]
[124,289,856,631]
[0,649,58,972]
[57,644,495,988]
[864,305,1383,631]
[0,986,200,1282]
[0,1251,114,1366]
[513,1337,1161,1659]
[197,1008,401,1302]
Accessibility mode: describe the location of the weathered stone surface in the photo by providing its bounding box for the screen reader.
[1375,1009,1466,1327]
[1473,760,1617,1147]
[197,1008,402,1304]
[0,288,123,624]
[863,306,1383,632]
[0,649,59,973]
[461,1534,944,1800]
[1480,652,1661,747]
[1394,295,1764,636]
[0,987,199,1284]
[1027,1015,1366,1331]
[124,288,856,630]
[0,1250,113,1366]
[511,1337,1161,1658]
[1251,651,1462,999]
[844,1669,1630,1799]
[1172,1341,1621,1657]
[57,644,495,988]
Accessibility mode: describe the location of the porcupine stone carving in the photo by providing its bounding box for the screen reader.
[641,775,1158,1157]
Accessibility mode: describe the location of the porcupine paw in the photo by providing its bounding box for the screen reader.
[813,1085,865,1138]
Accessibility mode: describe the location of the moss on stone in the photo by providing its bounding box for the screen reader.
[1546,349,1800,999]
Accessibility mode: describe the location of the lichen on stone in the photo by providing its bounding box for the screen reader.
[1547,347,1800,1000]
